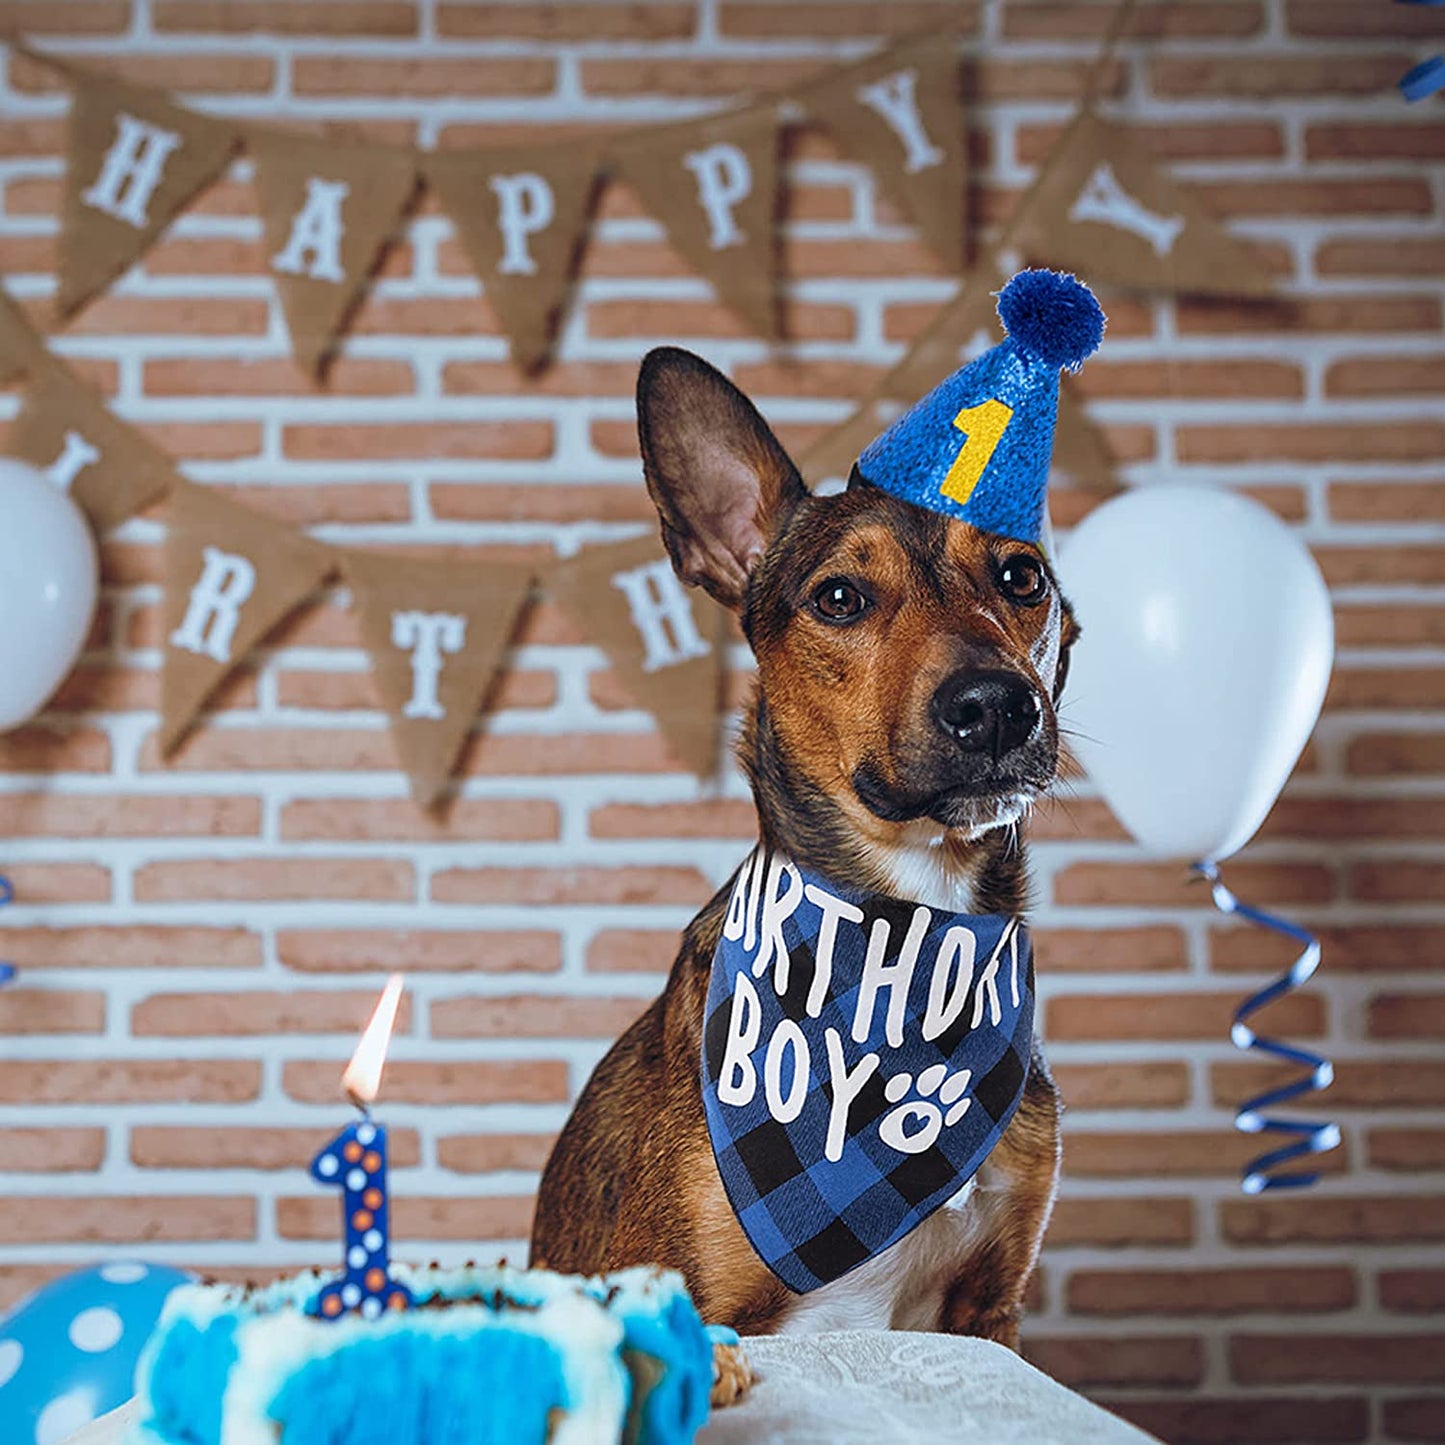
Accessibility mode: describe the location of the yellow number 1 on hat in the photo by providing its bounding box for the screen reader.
[940,399,1014,504]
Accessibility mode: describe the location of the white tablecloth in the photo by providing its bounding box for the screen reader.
[66,1330,1158,1445]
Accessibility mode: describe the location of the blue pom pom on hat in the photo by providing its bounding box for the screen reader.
[854,268,1106,545]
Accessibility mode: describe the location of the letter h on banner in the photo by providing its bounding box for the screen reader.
[611,559,712,672]
[81,111,182,228]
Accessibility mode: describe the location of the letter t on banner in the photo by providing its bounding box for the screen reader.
[547,534,728,779]
[344,551,537,810]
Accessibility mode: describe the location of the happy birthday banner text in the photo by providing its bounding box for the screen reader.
[0,14,1280,811]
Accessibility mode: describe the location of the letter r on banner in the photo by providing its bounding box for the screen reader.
[82,112,183,228]
[273,177,350,284]
[391,610,467,720]
[490,172,555,276]
[170,546,256,664]
[682,143,752,249]
[856,69,945,174]
[611,559,711,672]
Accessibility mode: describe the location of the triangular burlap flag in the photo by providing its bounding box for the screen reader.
[8,360,181,533]
[427,142,603,373]
[250,133,419,378]
[161,484,332,755]
[59,78,238,320]
[343,551,535,809]
[549,535,727,778]
[0,286,46,386]
[611,106,782,340]
[1012,111,1276,299]
[800,37,968,273]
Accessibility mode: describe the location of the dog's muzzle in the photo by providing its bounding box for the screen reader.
[931,669,1043,759]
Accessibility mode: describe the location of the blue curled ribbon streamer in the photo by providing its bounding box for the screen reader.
[1397,0,1445,102]
[1193,860,1340,1194]
[0,874,14,987]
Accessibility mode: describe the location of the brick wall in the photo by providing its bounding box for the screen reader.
[0,0,1441,1440]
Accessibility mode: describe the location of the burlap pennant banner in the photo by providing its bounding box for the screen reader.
[611,106,782,340]
[1012,111,1276,300]
[0,288,47,386]
[428,142,603,374]
[160,483,333,755]
[800,36,969,273]
[548,535,728,779]
[8,360,181,532]
[251,133,420,378]
[343,551,536,809]
[59,77,238,321]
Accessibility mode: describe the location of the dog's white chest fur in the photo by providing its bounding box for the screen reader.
[776,1180,991,1334]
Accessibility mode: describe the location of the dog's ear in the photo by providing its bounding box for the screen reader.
[636,346,806,609]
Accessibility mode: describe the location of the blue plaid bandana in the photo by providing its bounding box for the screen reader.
[702,850,1034,1295]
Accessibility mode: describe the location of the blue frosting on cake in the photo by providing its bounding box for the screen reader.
[128,1263,716,1445]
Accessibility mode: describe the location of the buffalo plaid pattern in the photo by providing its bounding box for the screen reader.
[702,852,1035,1294]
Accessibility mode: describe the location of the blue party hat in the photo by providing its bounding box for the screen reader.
[855,269,1105,544]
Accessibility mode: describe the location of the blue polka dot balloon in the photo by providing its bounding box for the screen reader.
[0,1262,190,1444]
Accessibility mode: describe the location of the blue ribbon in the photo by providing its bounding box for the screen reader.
[0,874,14,987]
[1396,0,1445,101]
[1193,860,1340,1194]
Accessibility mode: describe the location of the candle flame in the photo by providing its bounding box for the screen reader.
[342,975,404,1109]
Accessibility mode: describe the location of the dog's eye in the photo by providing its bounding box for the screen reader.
[997,555,1048,605]
[812,577,870,623]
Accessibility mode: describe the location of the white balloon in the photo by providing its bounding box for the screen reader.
[1057,487,1333,863]
[0,460,98,731]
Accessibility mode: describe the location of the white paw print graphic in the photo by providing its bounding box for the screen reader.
[878,1064,973,1155]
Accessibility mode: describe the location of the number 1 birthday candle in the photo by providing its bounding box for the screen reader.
[309,974,413,1320]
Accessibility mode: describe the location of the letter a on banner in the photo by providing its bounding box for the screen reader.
[427,141,603,374]
[612,106,782,340]
[251,134,419,377]
[547,534,728,779]
[800,37,969,274]
[343,551,536,809]
[1011,112,1276,299]
[59,78,238,319]
[160,484,333,755]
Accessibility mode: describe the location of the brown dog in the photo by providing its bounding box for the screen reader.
[530,346,1076,1344]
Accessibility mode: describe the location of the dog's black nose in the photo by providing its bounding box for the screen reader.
[931,671,1042,757]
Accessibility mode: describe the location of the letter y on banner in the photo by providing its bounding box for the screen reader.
[612,106,782,340]
[801,38,969,274]
[1011,111,1276,299]
[343,551,536,809]
[548,534,728,779]
[59,78,238,320]
[427,141,603,374]
[251,134,420,378]
[161,484,333,756]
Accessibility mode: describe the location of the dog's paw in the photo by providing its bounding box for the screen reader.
[878,1064,973,1154]
[711,1341,755,1408]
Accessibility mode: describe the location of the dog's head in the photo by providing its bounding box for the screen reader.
[637,346,1078,845]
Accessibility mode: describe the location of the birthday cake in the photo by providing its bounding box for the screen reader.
[126,1261,732,1445]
